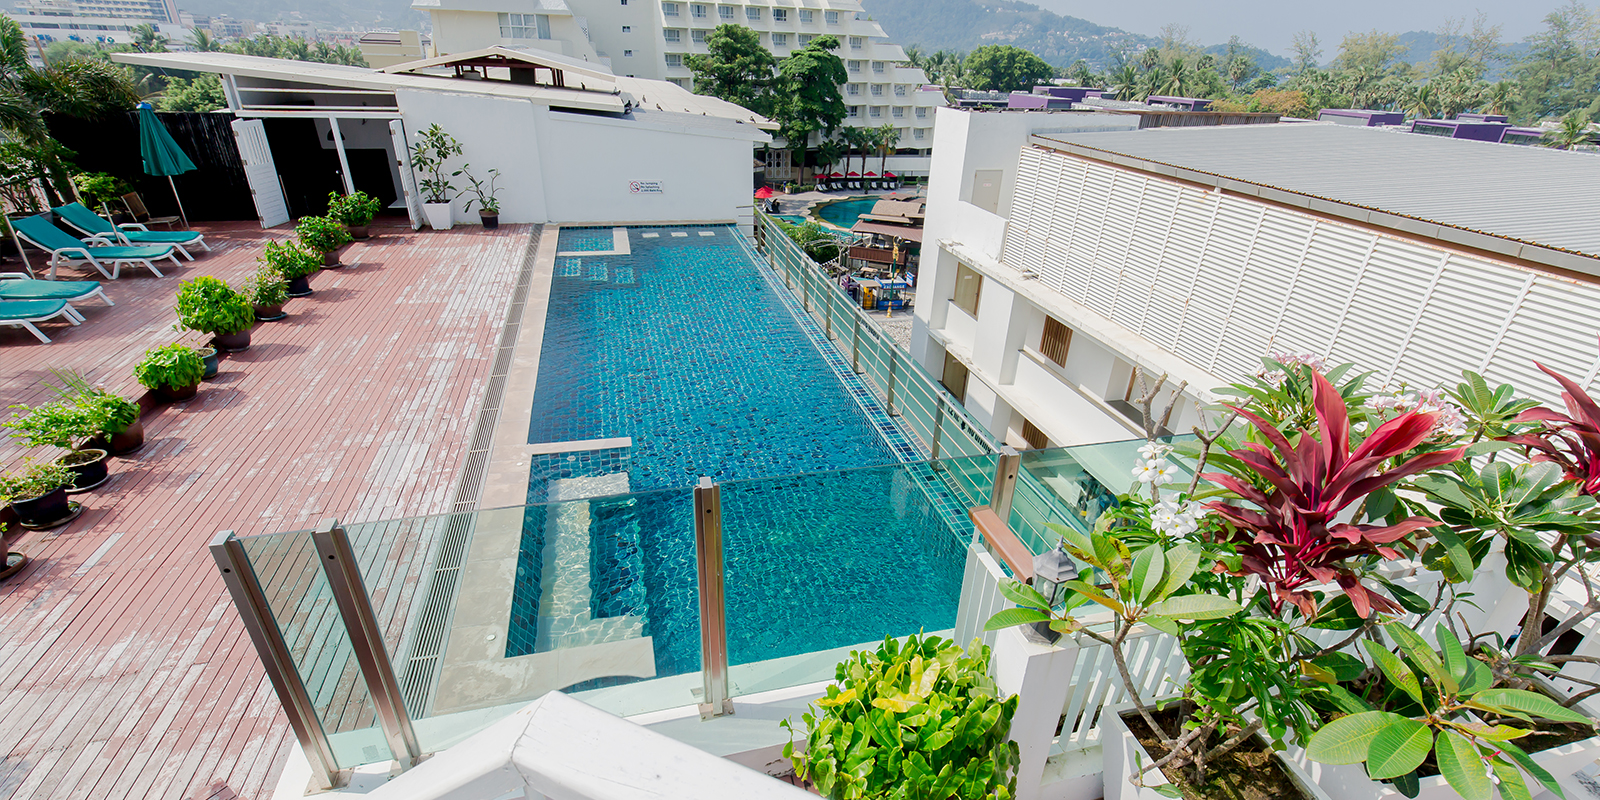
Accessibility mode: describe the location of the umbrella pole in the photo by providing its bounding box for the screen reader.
[168,175,189,229]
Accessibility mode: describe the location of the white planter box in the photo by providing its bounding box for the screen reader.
[1280,677,1600,800]
[1103,698,1333,800]
[423,202,454,230]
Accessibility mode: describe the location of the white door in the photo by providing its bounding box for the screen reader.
[390,120,423,230]
[230,119,290,228]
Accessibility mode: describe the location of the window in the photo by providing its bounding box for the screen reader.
[497,13,550,39]
[718,4,732,18]
[868,106,881,118]
[847,106,858,118]
[891,106,904,118]
[771,32,787,45]
[691,3,707,17]
[869,83,883,96]
[894,84,907,97]
[913,128,925,139]
[824,10,838,23]
[953,263,982,316]
[662,1,678,15]
[1040,316,1073,366]
[847,59,862,72]
[691,28,706,42]
[1020,419,1049,450]
[941,352,970,400]
[624,49,634,56]
[621,24,631,32]
[915,106,927,119]
[663,28,681,41]
[846,83,859,95]
[872,61,885,74]
[797,33,813,45]
[745,7,760,21]
[772,8,786,21]
[849,35,863,49]
[798,8,812,22]
[664,53,681,65]
[669,77,688,88]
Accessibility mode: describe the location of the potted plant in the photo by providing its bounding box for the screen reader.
[244,265,289,321]
[784,633,1020,798]
[4,399,110,491]
[0,515,24,580]
[296,215,353,267]
[262,239,319,297]
[456,164,502,230]
[0,460,79,529]
[411,123,462,230]
[175,275,255,352]
[134,343,206,402]
[197,345,219,380]
[327,191,381,239]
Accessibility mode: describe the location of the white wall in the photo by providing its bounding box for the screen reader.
[397,88,550,223]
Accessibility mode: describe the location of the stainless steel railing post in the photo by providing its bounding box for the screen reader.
[694,477,734,719]
[886,356,900,416]
[208,530,341,791]
[989,446,1022,522]
[824,294,834,339]
[932,401,946,459]
[311,518,423,768]
[851,316,862,373]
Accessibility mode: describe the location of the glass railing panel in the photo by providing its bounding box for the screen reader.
[1018,436,1201,538]
[718,461,968,698]
[236,530,388,768]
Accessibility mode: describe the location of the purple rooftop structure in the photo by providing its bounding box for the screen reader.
[1411,118,1511,142]
[1457,112,1510,123]
[1008,91,1073,110]
[1146,95,1212,111]
[1031,86,1093,102]
[1318,109,1407,127]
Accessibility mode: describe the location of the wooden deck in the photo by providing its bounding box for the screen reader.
[0,219,534,800]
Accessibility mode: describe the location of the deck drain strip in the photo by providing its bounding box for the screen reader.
[399,226,543,718]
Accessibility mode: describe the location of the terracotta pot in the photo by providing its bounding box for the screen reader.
[155,381,199,403]
[480,210,500,230]
[10,486,69,527]
[198,346,219,380]
[348,224,370,239]
[82,416,145,455]
[255,303,286,321]
[214,328,251,353]
[321,249,341,268]
[58,448,109,493]
[287,274,312,297]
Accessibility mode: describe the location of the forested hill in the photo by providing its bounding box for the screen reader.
[860,0,1157,67]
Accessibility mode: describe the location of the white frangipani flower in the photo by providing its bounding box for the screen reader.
[1132,458,1169,484]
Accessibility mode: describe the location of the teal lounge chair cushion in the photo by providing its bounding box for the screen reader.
[11,214,172,259]
[0,279,101,301]
[0,298,68,321]
[52,203,201,244]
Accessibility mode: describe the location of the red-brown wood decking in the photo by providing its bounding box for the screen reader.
[0,220,533,799]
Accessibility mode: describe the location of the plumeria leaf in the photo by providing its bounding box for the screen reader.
[1305,711,1402,764]
[1366,718,1433,779]
[1471,689,1597,726]
[996,580,1053,611]
[1365,639,1425,705]
[1436,730,1492,800]
[1144,595,1243,620]
[983,607,1051,631]
[1131,546,1166,605]
[1437,623,1470,685]
[1386,623,1455,695]
[1498,739,1565,799]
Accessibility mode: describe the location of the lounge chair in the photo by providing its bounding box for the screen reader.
[0,273,113,307]
[53,203,209,261]
[0,298,83,344]
[9,214,180,280]
[119,192,180,229]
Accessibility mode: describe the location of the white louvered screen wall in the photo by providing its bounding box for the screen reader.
[1000,146,1600,404]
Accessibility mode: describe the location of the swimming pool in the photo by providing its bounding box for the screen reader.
[815,197,879,231]
[508,225,962,677]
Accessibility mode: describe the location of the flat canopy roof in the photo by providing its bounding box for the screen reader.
[1034,124,1600,273]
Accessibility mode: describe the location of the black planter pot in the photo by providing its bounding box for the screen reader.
[480,211,500,230]
[58,448,109,493]
[287,274,313,297]
[11,486,69,527]
[83,417,145,456]
[348,224,370,240]
[255,303,286,321]
[321,249,341,268]
[213,328,251,353]
[155,381,200,402]
[198,346,219,380]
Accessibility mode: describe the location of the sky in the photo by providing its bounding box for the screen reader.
[1030,0,1570,57]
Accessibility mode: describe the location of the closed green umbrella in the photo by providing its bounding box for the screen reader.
[136,101,196,228]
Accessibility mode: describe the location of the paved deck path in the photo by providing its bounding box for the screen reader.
[0,220,532,800]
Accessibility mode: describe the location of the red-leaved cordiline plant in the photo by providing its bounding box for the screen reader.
[1503,355,1600,497]
[1204,370,1467,618]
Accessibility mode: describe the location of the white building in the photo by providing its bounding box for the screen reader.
[412,0,942,177]
[111,47,773,229]
[914,112,1600,451]
[11,0,175,23]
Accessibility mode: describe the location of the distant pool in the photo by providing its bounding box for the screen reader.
[815,197,878,231]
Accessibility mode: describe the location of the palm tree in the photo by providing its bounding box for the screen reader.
[1543,111,1595,150]
[1484,81,1515,117]
[1403,83,1438,120]
[844,127,873,182]
[190,27,220,52]
[876,123,900,178]
[902,44,922,69]
[1106,61,1140,100]
[131,22,167,52]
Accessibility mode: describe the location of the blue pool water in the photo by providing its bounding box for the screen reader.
[507,225,963,676]
[815,197,879,230]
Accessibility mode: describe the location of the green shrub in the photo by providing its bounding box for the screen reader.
[0,459,77,502]
[133,343,205,391]
[244,265,288,307]
[72,172,132,209]
[295,215,352,254]
[327,191,381,227]
[261,239,321,279]
[175,275,254,336]
[4,401,97,449]
[784,634,1020,799]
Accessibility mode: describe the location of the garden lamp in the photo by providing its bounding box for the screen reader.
[1029,543,1076,643]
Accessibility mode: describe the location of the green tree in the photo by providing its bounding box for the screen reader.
[1510,0,1600,123]
[770,34,847,174]
[1427,13,1504,81]
[1543,109,1596,148]
[1403,82,1439,119]
[960,44,1053,94]
[842,126,874,180]
[685,24,775,116]
[131,23,167,52]
[875,123,900,177]
[1433,67,1490,118]
[158,74,226,112]
[1290,30,1322,74]
[190,27,221,52]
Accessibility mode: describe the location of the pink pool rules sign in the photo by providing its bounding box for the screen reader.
[629,180,664,194]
